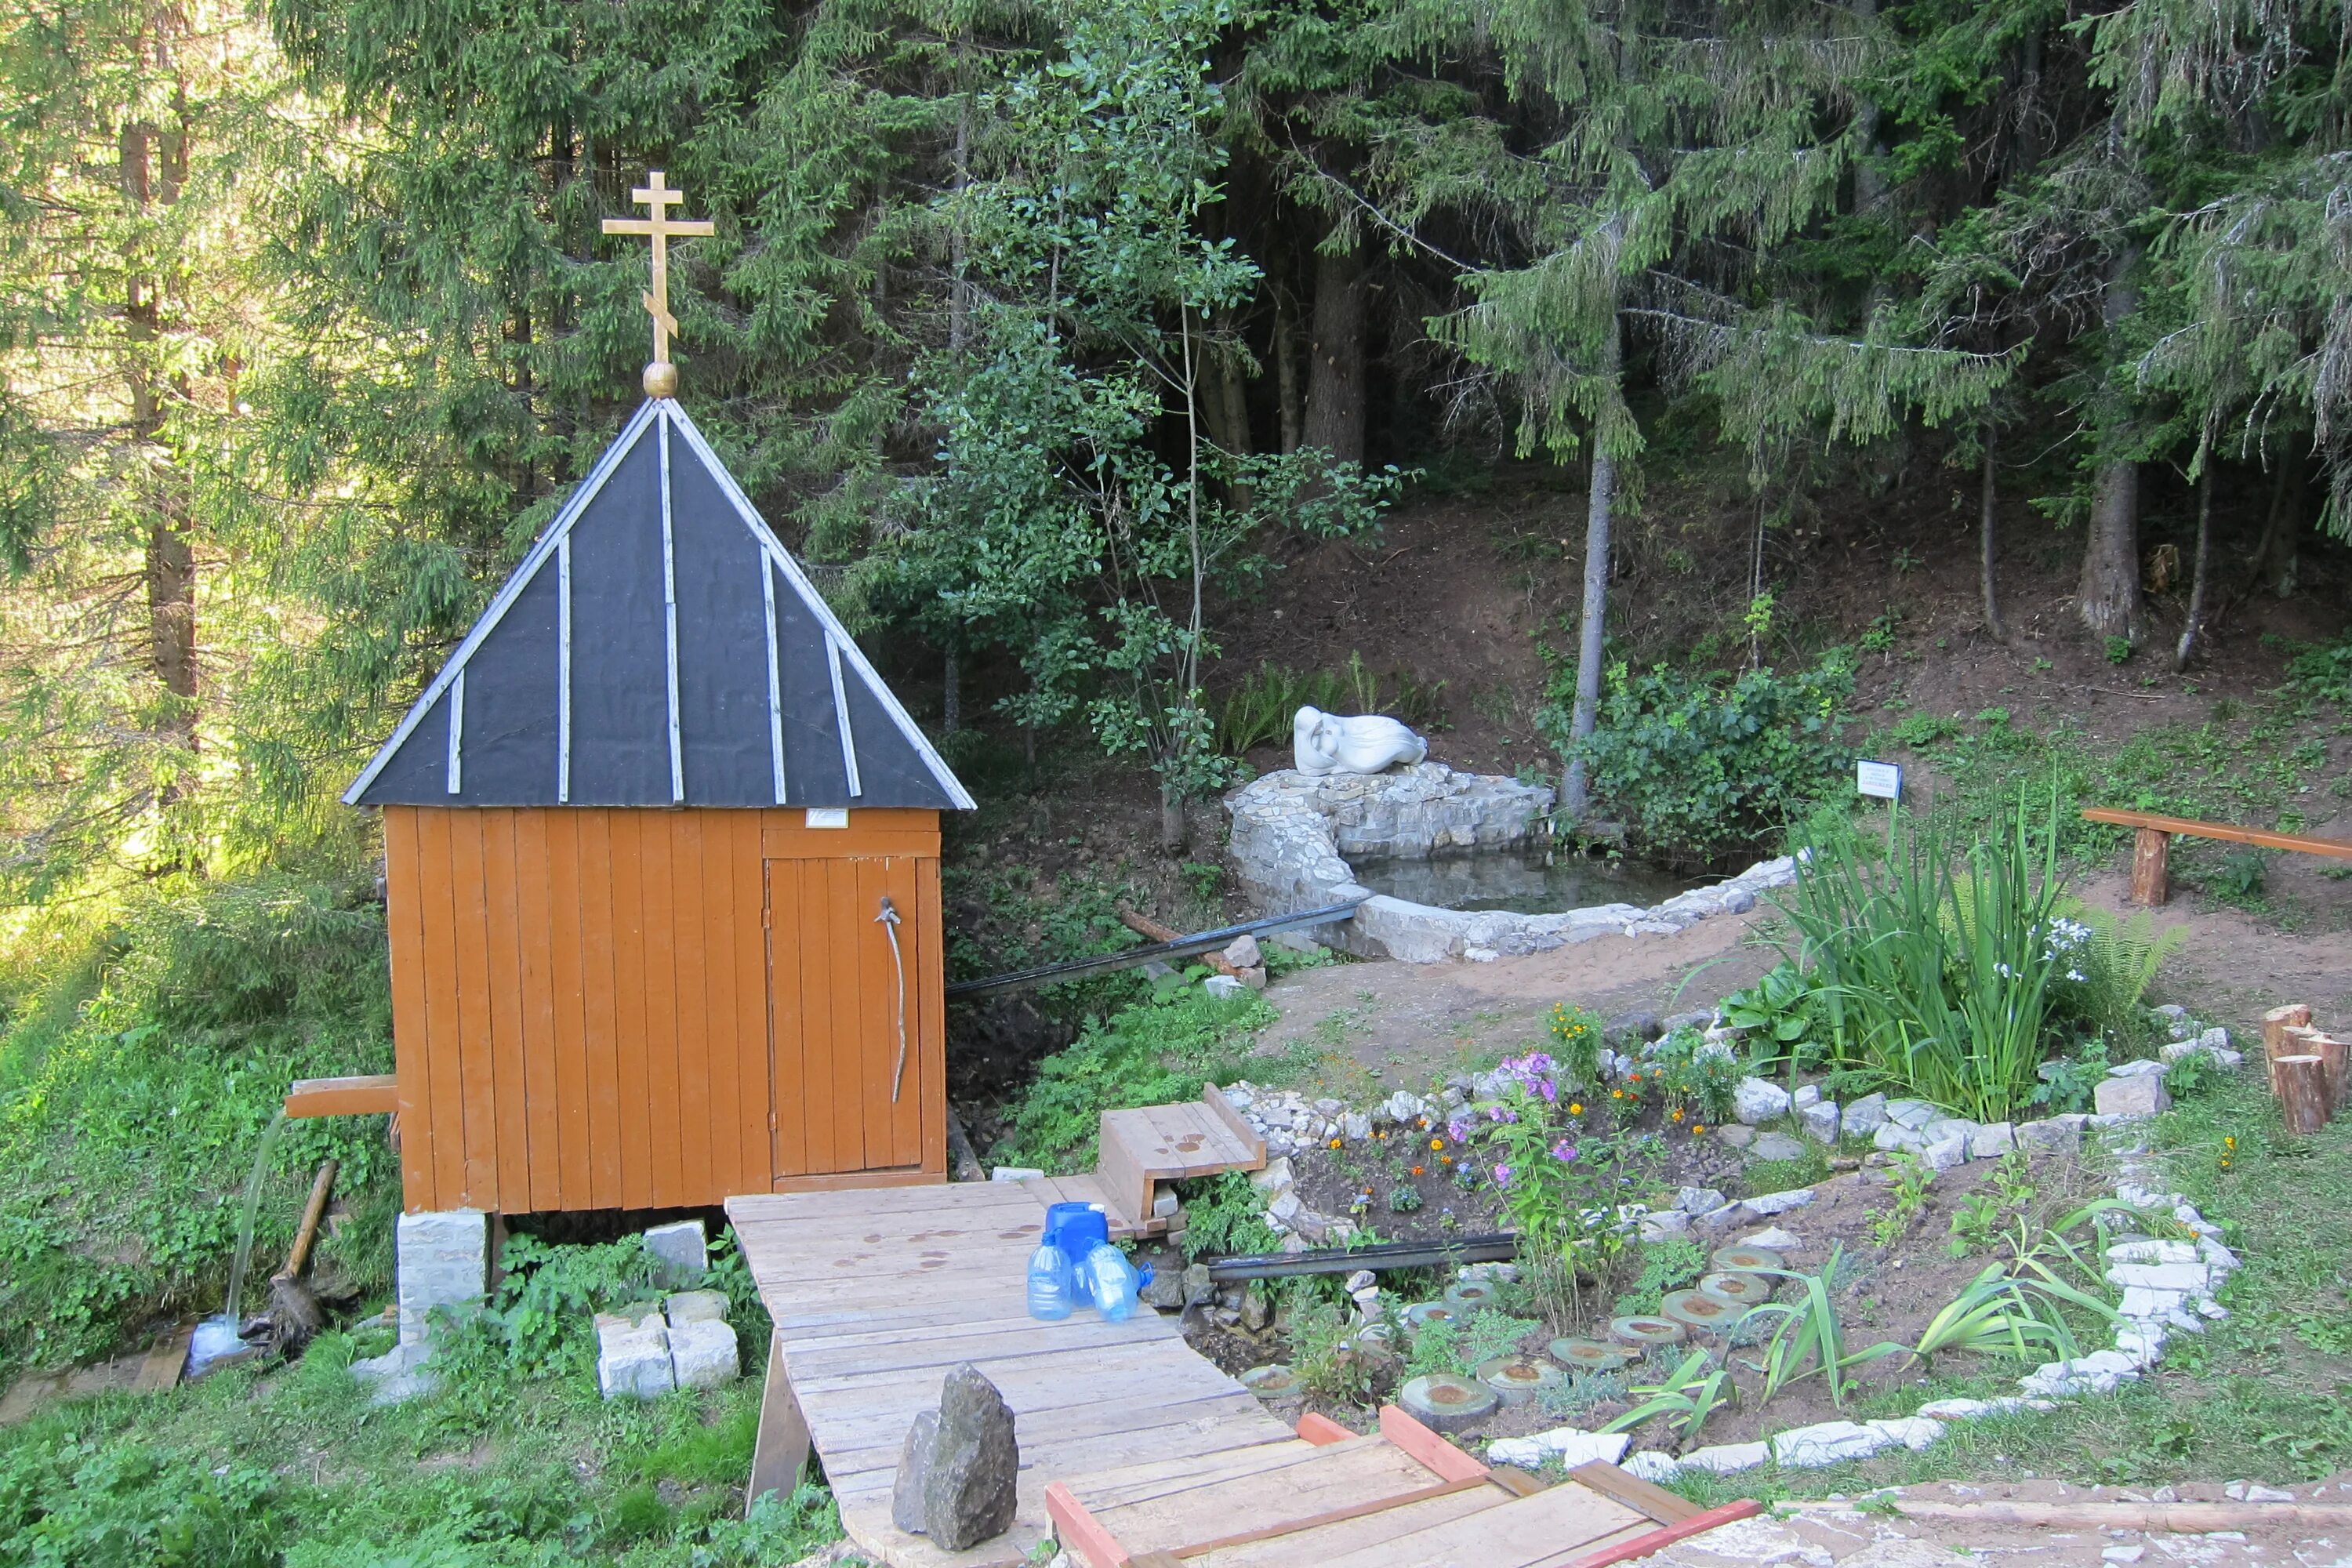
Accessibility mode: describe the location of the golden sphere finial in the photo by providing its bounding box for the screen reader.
[643,361,680,400]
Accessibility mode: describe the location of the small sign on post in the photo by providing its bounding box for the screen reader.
[1856,760,1903,802]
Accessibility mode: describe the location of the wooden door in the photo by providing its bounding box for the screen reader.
[762,854,931,1181]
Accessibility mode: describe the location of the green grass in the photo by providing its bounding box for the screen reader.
[0,875,402,1365]
[1657,1068,2352,1505]
[989,985,1313,1172]
[0,1324,848,1567]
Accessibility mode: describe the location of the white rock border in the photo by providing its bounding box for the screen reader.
[1222,764,1795,963]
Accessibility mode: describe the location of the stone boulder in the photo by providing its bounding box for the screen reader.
[1733,1078,1791,1125]
[925,1364,1020,1548]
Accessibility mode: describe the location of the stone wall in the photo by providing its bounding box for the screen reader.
[1224,763,1794,963]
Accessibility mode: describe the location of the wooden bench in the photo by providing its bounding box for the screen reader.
[2082,808,2352,906]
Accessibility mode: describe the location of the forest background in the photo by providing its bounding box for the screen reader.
[2,0,2351,1365]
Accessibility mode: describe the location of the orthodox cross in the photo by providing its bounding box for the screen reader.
[602,171,713,397]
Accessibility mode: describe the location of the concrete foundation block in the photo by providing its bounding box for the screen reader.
[598,1320,675,1399]
[668,1319,741,1388]
[396,1208,491,1348]
[664,1290,731,1326]
[643,1219,709,1286]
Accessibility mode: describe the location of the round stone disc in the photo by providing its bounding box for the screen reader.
[1239,1363,1301,1399]
[1606,1314,1688,1350]
[1548,1337,1636,1372]
[1405,1301,1459,1328]
[1697,1271,1774,1306]
[1660,1288,1744,1332]
[1475,1355,1566,1405]
[1710,1245,1784,1274]
[1443,1278,1504,1311]
[1399,1372,1501,1432]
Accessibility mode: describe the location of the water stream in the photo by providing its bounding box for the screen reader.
[188,1106,289,1377]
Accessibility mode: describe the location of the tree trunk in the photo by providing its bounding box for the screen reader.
[1980,434,2007,642]
[1160,785,1187,855]
[1273,299,1303,456]
[123,75,198,764]
[1560,318,1622,822]
[2077,249,2145,644]
[1203,310,1253,509]
[2248,459,2303,597]
[1303,241,1367,464]
[2174,464,2214,671]
[1849,0,1886,219]
[942,645,960,735]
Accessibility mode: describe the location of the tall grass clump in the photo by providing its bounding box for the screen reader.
[1214,653,1448,757]
[1780,791,2069,1120]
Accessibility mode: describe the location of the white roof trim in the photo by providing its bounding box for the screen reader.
[343,400,663,805]
[662,405,977,809]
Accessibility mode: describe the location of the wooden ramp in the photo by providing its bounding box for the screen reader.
[1048,1407,1759,1568]
[727,1180,1298,1568]
[1091,1087,1265,1229]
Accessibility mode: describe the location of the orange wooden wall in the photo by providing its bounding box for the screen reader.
[382,806,946,1214]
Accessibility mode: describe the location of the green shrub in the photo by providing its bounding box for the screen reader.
[1640,1027,1743,1125]
[1178,1170,1283,1261]
[989,988,1287,1171]
[1552,652,1854,867]
[2288,631,2352,706]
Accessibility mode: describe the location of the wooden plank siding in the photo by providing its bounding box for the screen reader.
[381,807,946,1214]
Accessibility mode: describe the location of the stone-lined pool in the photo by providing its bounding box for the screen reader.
[1348,848,1697,916]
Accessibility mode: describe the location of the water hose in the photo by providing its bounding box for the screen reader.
[877,897,909,1101]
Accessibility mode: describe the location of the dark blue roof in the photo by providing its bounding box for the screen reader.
[347,400,972,811]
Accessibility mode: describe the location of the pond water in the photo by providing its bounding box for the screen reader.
[1348,848,1697,915]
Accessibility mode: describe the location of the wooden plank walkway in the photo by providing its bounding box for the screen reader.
[728,1181,1298,1568]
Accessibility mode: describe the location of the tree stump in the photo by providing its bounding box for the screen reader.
[2131,827,2171,906]
[2281,1025,2347,1114]
[2263,1004,2314,1094]
[2277,1054,2332,1134]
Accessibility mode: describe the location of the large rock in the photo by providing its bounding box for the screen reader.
[2095,1075,2172,1120]
[1969,1122,2017,1159]
[1798,1100,1840,1144]
[891,1410,940,1533]
[924,1364,1020,1549]
[1733,1078,1792,1125]
[1749,1131,1809,1162]
[1769,1420,1887,1468]
[2017,1116,2085,1153]
[1884,1098,1938,1130]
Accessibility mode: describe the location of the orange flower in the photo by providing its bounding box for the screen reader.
[1439,1154,1454,1165]
[1329,1137,1343,1149]
[1671,1108,1685,1123]
[1691,1124,1707,1135]
[1411,1165,1425,1177]
[1612,1088,1625,1099]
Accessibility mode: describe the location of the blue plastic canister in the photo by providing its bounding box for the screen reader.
[1043,1201,1109,1266]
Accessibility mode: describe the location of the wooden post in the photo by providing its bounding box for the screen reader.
[2263,1004,2314,1094]
[2131,826,2171,906]
[2277,1054,2332,1134]
[746,1330,810,1512]
[2293,1029,2350,1113]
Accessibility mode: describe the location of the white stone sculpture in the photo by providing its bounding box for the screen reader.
[1292,706,1428,776]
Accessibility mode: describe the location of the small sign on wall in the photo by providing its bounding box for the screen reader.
[1856,760,1903,801]
[805,808,850,829]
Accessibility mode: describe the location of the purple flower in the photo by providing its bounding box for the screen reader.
[1538,1078,1559,1104]
[1446,1118,1470,1143]
[1494,1163,1513,1189]
[1552,1140,1579,1162]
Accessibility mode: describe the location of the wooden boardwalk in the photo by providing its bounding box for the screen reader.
[727,1181,1296,1568]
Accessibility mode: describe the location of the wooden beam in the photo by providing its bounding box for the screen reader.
[746,1331,811,1512]
[1566,1460,1703,1524]
[283,1074,399,1119]
[2081,807,2352,861]
[1560,1499,1763,1568]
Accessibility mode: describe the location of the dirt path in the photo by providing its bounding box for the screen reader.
[1255,906,1778,1090]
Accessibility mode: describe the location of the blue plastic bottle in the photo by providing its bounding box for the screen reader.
[1081,1242,1141,1323]
[1026,1240,1074,1321]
